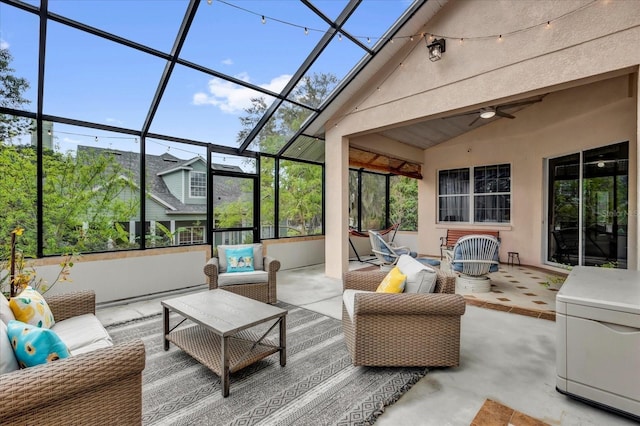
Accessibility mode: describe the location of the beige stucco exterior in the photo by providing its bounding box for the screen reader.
[325,0,640,278]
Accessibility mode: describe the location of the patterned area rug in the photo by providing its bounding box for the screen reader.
[107,303,427,426]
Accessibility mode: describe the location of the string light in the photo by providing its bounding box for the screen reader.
[213,0,597,48]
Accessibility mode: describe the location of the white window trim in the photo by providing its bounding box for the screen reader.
[189,171,206,198]
[178,226,205,245]
[437,163,512,225]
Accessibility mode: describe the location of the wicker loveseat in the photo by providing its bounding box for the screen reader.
[0,291,145,425]
[342,257,466,367]
[203,243,281,304]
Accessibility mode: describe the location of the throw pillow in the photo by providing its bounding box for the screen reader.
[7,320,70,368]
[0,320,19,373]
[397,255,438,293]
[0,295,16,325]
[217,244,263,272]
[226,246,255,273]
[10,286,55,329]
[376,266,407,293]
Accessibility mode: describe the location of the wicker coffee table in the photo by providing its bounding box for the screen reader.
[162,289,287,397]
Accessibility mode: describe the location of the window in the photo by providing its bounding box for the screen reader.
[190,171,206,198]
[178,226,205,245]
[439,164,511,223]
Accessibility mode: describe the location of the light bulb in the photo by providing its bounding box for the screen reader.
[480,110,496,119]
[338,33,342,41]
[304,27,308,35]
[207,0,212,4]
[367,37,370,43]
[261,15,265,24]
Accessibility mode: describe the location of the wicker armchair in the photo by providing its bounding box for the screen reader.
[342,269,466,367]
[0,291,145,425]
[204,244,281,304]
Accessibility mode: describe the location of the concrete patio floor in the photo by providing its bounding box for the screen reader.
[96,263,636,425]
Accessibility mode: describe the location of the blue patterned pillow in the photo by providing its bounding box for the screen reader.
[6,320,70,368]
[225,246,254,273]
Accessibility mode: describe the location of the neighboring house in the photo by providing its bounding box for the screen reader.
[78,146,242,246]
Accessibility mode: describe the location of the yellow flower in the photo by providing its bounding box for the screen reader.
[12,227,25,236]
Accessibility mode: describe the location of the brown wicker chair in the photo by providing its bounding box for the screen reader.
[342,269,466,367]
[203,245,281,304]
[0,291,146,425]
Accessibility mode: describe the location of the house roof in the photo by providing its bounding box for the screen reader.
[78,146,241,215]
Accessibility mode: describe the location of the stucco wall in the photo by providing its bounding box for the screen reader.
[324,0,640,277]
[420,75,637,268]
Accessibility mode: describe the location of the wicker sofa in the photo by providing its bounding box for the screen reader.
[0,291,145,425]
[342,260,466,367]
[203,243,281,304]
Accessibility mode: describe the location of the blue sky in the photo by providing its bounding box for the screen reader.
[1,0,413,159]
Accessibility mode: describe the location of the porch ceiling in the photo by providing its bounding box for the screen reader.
[377,94,547,150]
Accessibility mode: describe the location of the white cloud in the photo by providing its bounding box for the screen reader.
[193,73,291,114]
[0,39,9,50]
[105,118,123,126]
[221,58,233,65]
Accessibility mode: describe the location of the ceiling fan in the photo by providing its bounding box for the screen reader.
[464,97,544,127]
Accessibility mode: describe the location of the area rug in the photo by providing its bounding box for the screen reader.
[107,303,427,426]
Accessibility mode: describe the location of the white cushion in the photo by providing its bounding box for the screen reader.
[218,270,269,286]
[0,320,19,374]
[397,255,438,293]
[51,313,112,353]
[217,244,263,273]
[342,289,372,320]
[70,339,114,356]
[0,296,16,325]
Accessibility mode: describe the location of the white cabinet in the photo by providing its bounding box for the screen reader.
[556,266,640,420]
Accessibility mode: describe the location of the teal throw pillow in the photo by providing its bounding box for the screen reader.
[226,246,254,273]
[7,320,70,368]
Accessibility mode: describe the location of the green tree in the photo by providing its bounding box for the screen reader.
[224,72,337,237]
[0,48,32,141]
[390,175,418,230]
[0,144,139,255]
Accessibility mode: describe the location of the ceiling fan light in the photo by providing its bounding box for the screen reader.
[480,110,496,119]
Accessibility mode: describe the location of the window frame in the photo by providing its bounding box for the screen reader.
[189,170,207,198]
[178,225,205,245]
[438,163,512,225]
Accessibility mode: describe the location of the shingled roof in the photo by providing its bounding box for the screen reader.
[77,146,242,214]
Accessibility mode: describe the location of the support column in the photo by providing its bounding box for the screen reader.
[325,129,350,279]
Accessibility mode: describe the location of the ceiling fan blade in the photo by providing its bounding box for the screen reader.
[498,98,543,109]
[468,115,481,126]
[495,110,515,119]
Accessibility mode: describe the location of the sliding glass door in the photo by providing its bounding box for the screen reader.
[547,142,628,268]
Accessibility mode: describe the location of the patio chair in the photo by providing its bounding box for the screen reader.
[368,229,417,270]
[342,255,466,367]
[450,234,500,293]
[203,243,281,304]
